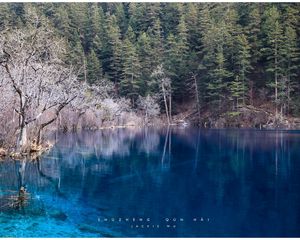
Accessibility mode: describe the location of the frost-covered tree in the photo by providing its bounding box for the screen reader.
[151,65,172,125]
[0,10,79,149]
[137,95,160,123]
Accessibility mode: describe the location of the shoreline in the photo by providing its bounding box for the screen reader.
[1,124,300,162]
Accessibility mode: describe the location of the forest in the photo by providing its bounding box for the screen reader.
[0,2,300,155]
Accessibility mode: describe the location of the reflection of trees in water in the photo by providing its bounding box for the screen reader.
[0,129,299,226]
[161,127,172,170]
[0,155,65,211]
[0,160,30,212]
[195,130,299,222]
[138,128,160,155]
[15,128,163,203]
[51,129,298,199]
[53,128,161,164]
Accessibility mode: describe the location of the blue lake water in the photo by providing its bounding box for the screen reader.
[0,128,300,237]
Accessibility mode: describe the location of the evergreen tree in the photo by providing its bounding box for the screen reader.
[87,50,102,84]
[262,6,284,118]
[229,76,245,110]
[207,45,232,109]
[184,3,201,51]
[87,3,104,51]
[246,5,262,66]
[280,19,299,115]
[173,15,189,101]
[115,3,127,35]
[232,34,252,106]
[160,3,182,36]
[121,26,142,104]
[69,40,87,82]
[105,13,123,85]
[148,18,164,68]
[137,32,152,94]
[52,5,71,38]
[128,3,146,34]
[1,2,300,119]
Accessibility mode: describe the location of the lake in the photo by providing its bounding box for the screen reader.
[0,128,300,237]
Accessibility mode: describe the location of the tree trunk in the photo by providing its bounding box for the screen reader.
[242,76,245,106]
[36,98,75,145]
[16,95,28,151]
[275,42,278,119]
[287,63,291,115]
[169,93,172,124]
[193,74,201,123]
[17,124,27,151]
[83,56,87,83]
[17,105,27,151]
[161,83,170,125]
[249,81,254,106]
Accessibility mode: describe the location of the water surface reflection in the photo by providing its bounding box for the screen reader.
[0,128,300,237]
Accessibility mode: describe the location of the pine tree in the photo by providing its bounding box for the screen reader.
[144,3,161,30]
[164,33,178,80]
[115,3,127,35]
[229,76,245,110]
[160,3,182,36]
[184,3,200,51]
[87,50,102,84]
[176,15,189,62]
[280,7,299,115]
[173,15,189,101]
[1,2,299,119]
[67,3,89,51]
[128,3,146,34]
[137,32,152,94]
[88,3,105,52]
[148,18,164,68]
[105,13,123,85]
[121,26,142,104]
[69,40,87,82]
[246,5,262,66]
[52,5,71,38]
[207,45,232,109]
[262,6,284,118]
[232,33,252,106]
[224,6,243,70]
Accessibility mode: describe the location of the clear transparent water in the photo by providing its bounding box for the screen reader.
[0,128,300,237]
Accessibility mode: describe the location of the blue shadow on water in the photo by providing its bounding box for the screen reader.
[0,128,300,237]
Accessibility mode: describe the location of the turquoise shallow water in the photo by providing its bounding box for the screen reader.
[0,128,300,237]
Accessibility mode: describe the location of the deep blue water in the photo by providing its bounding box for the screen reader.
[0,128,300,237]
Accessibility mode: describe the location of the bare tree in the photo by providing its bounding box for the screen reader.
[151,65,172,125]
[137,94,160,124]
[0,10,79,150]
[68,79,115,129]
[0,72,16,148]
[187,72,201,123]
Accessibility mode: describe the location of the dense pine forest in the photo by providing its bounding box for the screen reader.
[1,2,300,154]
